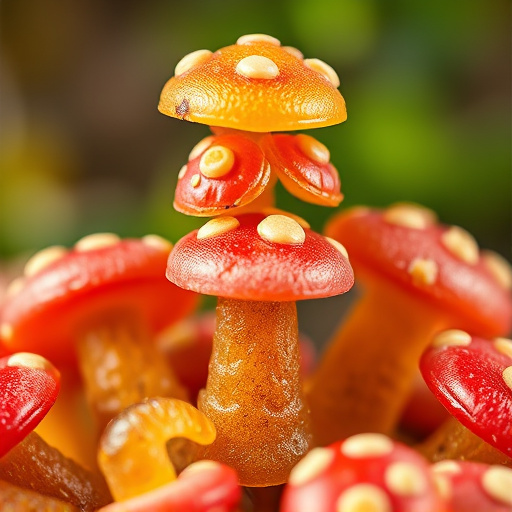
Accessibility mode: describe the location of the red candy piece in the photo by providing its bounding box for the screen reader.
[0,353,60,457]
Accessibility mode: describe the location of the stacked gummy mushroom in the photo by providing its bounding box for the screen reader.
[158,33,354,487]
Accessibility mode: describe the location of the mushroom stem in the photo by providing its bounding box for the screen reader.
[198,298,311,487]
[417,417,512,467]
[308,282,450,445]
[76,310,188,432]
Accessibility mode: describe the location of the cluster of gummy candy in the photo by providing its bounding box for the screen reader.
[1,34,512,512]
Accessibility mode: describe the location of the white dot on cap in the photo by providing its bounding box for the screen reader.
[494,338,512,359]
[408,258,438,286]
[7,352,53,372]
[142,234,172,251]
[199,146,235,178]
[431,460,462,474]
[385,462,427,497]
[482,466,512,505]
[197,216,240,241]
[502,366,512,391]
[431,329,472,348]
[24,246,68,277]
[236,34,280,46]
[182,460,221,476]
[288,448,334,486]
[482,250,512,290]
[336,484,392,512]
[75,233,121,252]
[188,136,215,162]
[441,226,479,265]
[296,134,330,164]
[261,208,310,229]
[304,58,340,88]
[384,204,436,230]
[174,49,212,76]
[325,237,349,260]
[178,165,188,180]
[190,174,201,188]
[341,433,394,458]
[257,215,305,245]
[282,46,303,59]
[236,55,279,79]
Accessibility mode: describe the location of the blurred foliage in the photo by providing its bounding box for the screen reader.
[0,0,510,264]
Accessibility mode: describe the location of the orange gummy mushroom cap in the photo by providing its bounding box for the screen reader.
[167,213,354,301]
[0,235,198,365]
[158,34,347,133]
[325,204,512,337]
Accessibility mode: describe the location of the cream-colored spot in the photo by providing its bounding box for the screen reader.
[385,462,427,497]
[182,460,222,476]
[432,474,452,500]
[384,203,436,230]
[7,352,53,371]
[336,484,391,512]
[174,49,212,76]
[75,233,121,252]
[188,136,215,161]
[236,34,280,46]
[6,277,26,297]
[257,215,305,245]
[482,251,512,290]
[156,318,196,353]
[142,234,172,251]
[289,448,334,486]
[199,146,235,178]
[494,338,512,359]
[190,174,201,188]
[502,367,512,391]
[24,246,68,277]
[261,208,310,229]
[178,165,188,180]
[282,46,303,59]
[304,58,340,88]
[0,323,13,341]
[431,460,462,474]
[431,329,471,348]
[441,226,479,265]
[347,206,371,218]
[325,237,349,260]
[197,217,240,240]
[296,134,330,164]
[408,258,438,286]
[236,55,279,79]
[341,433,394,458]
[482,466,512,505]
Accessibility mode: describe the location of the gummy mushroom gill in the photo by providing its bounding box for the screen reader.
[166,212,354,486]
[308,203,512,445]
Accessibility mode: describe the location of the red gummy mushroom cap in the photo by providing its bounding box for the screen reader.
[167,213,354,301]
[420,330,512,458]
[325,203,512,337]
[0,234,198,364]
[432,460,512,511]
[281,433,446,512]
[158,34,347,133]
[0,352,60,457]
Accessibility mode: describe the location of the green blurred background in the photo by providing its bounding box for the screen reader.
[0,0,510,342]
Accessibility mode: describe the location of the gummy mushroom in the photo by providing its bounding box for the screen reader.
[418,330,512,466]
[0,233,197,432]
[308,203,512,445]
[158,34,346,132]
[0,352,112,511]
[281,433,447,512]
[166,212,354,486]
[432,460,512,512]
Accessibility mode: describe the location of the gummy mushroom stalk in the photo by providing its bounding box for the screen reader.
[0,233,197,434]
[166,212,354,486]
[307,203,512,445]
[418,330,512,466]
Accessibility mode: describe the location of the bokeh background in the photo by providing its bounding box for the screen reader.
[1,0,510,344]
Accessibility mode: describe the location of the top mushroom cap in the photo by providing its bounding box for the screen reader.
[421,331,512,458]
[166,212,354,301]
[325,203,512,337]
[158,34,347,132]
[0,234,198,364]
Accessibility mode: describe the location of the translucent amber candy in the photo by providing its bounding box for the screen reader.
[199,298,312,487]
[98,397,216,501]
